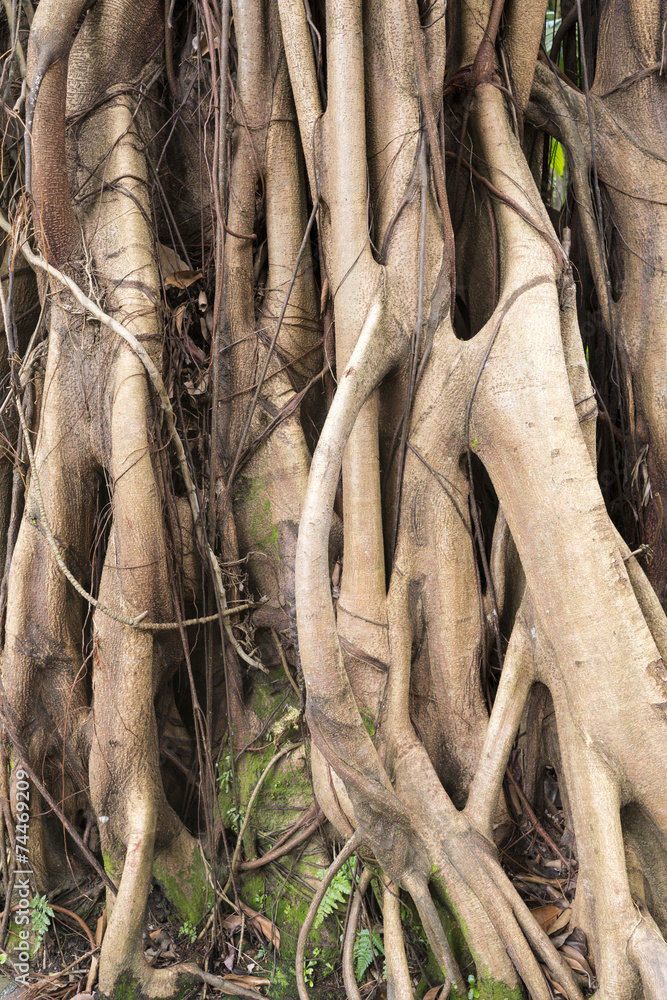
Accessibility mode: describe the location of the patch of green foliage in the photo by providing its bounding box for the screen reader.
[313,857,355,930]
[303,946,334,988]
[179,920,198,944]
[30,894,54,951]
[353,927,385,980]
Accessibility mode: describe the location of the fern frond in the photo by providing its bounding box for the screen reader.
[313,857,355,930]
[353,927,384,981]
[354,928,374,980]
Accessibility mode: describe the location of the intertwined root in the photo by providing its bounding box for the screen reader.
[2,0,220,994]
[298,748,585,1000]
[3,0,667,996]
[292,69,667,997]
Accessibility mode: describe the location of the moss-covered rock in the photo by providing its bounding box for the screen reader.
[217,663,339,997]
[152,829,213,926]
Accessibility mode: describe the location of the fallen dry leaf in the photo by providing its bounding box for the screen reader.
[158,243,188,275]
[560,944,593,980]
[196,32,219,57]
[173,302,187,335]
[563,927,588,955]
[153,928,176,948]
[95,909,107,947]
[239,901,281,950]
[184,373,209,398]
[548,907,571,936]
[249,912,280,950]
[514,873,567,888]
[550,928,572,949]
[507,781,523,815]
[223,941,235,972]
[529,903,562,932]
[423,987,446,1000]
[221,913,243,934]
[541,964,567,997]
[164,269,203,290]
[158,243,202,289]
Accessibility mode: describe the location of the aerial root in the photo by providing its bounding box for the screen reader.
[403,873,466,994]
[383,878,414,1000]
[432,858,555,1000]
[626,905,667,1000]
[486,861,584,1000]
[434,836,582,999]
[465,614,533,838]
[422,828,584,1000]
[342,867,373,1000]
[295,829,362,1000]
[0,213,269,670]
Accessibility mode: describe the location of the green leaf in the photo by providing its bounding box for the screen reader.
[353,928,384,981]
[354,928,374,981]
[313,858,355,930]
[179,920,198,944]
[29,895,54,950]
[549,139,566,178]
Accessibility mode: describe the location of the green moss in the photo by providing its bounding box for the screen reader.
[221,667,304,858]
[431,874,482,970]
[269,967,293,995]
[236,475,280,561]
[102,971,148,1000]
[419,967,523,1000]
[478,981,524,1000]
[97,970,195,1000]
[242,868,338,1000]
[269,965,336,1000]
[97,971,140,1000]
[216,662,337,998]
[102,851,120,880]
[235,850,339,998]
[360,708,376,738]
[152,847,212,926]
